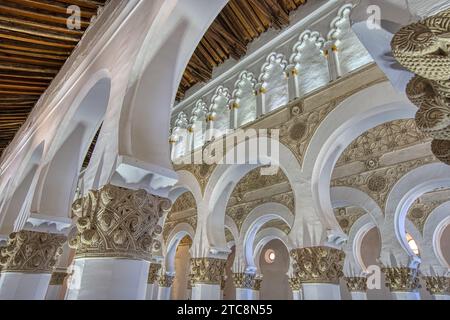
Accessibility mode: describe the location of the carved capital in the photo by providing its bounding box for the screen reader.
[345,277,368,292]
[423,276,450,295]
[69,184,171,261]
[147,263,162,284]
[50,271,69,286]
[0,231,66,274]
[288,276,301,291]
[158,274,175,288]
[233,273,262,291]
[190,258,227,285]
[290,247,345,284]
[382,267,420,292]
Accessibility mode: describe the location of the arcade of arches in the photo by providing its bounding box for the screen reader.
[0,0,449,300]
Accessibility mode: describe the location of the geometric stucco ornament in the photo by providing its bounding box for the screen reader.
[69,184,171,261]
[382,267,420,292]
[0,230,66,274]
[431,139,450,165]
[290,247,345,284]
[232,272,262,290]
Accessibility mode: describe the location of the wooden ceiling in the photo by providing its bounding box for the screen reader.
[176,0,307,100]
[0,0,107,157]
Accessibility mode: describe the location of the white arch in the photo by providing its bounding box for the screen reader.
[239,203,293,272]
[168,170,202,207]
[225,215,239,246]
[31,74,111,221]
[164,223,195,274]
[303,81,416,236]
[421,201,450,274]
[204,138,302,249]
[331,186,383,226]
[383,163,450,266]
[253,228,291,275]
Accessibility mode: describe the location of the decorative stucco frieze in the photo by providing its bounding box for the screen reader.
[290,247,345,284]
[175,164,217,195]
[334,207,365,234]
[0,230,66,274]
[148,263,162,284]
[331,156,438,210]
[158,274,175,288]
[423,276,450,295]
[69,184,171,261]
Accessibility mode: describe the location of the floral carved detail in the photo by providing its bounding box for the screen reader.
[407,195,447,234]
[337,119,430,166]
[345,277,368,292]
[175,164,217,195]
[334,207,364,234]
[431,139,450,165]
[332,156,437,210]
[69,184,171,261]
[288,276,301,291]
[148,263,162,284]
[423,276,450,295]
[233,273,262,290]
[382,267,420,292]
[158,274,175,288]
[290,247,345,284]
[190,258,227,285]
[163,192,197,242]
[50,271,68,286]
[0,231,66,274]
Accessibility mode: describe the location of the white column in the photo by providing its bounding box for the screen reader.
[236,288,259,300]
[146,283,156,300]
[157,286,172,300]
[302,283,341,300]
[255,84,266,117]
[292,290,302,300]
[350,292,368,300]
[46,285,62,300]
[192,284,221,300]
[229,99,238,129]
[286,65,300,102]
[391,291,421,300]
[66,258,149,300]
[324,41,341,81]
[432,294,450,300]
[0,273,51,300]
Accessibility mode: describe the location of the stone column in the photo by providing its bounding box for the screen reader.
[382,267,421,300]
[423,276,450,300]
[323,41,341,81]
[46,270,69,300]
[157,274,174,300]
[345,277,368,300]
[146,263,161,300]
[289,277,303,300]
[286,65,300,102]
[190,257,227,300]
[0,230,66,300]
[65,184,171,300]
[290,247,345,300]
[233,273,261,300]
[255,84,266,118]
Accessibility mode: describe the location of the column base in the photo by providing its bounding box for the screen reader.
[236,288,259,300]
[391,291,421,300]
[192,284,221,300]
[0,272,51,300]
[66,258,149,300]
[302,283,341,300]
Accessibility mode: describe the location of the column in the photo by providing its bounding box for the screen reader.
[190,257,226,300]
[345,277,368,300]
[65,184,171,300]
[323,41,341,81]
[254,84,266,118]
[146,263,161,300]
[290,247,345,300]
[286,65,300,102]
[157,274,174,300]
[229,99,239,129]
[289,277,303,300]
[382,267,421,300]
[0,230,66,300]
[233,273,261,300]
[46,270,69,300]
[423,276,450,300]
